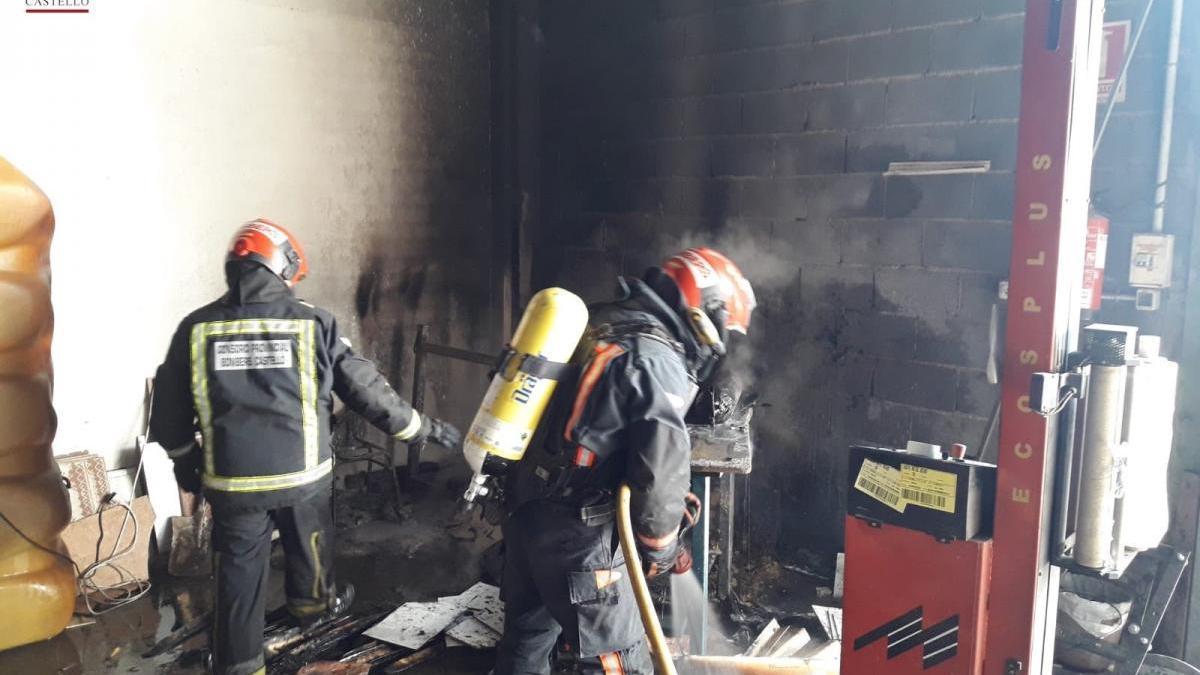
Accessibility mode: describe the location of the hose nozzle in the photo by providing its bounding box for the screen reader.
[462,472,491,504]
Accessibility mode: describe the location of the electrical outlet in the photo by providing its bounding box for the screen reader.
[1135,288,1161,311]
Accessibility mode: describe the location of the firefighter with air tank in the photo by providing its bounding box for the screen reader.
[460,248,756,675]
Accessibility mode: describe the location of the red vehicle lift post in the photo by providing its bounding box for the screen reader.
[986,0,1106,673]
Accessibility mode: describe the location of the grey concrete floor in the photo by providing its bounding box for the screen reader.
[0,481,499,675]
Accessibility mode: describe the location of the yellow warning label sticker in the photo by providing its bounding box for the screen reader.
[854,459,905,513]
[900,464,958,514]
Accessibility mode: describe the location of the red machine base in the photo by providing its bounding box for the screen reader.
[842,517,992,674]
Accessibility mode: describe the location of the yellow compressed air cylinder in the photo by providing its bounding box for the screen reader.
[0,157,75,651]
[462,288,588,499]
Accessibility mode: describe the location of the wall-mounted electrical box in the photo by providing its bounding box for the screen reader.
[1129,233,1175,288]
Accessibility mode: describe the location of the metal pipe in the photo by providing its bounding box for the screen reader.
[1075,364,1127,570]
[1152,0,1184,232]
[421,342,494,367]
[408,325,430,483]
[718,473,735,600]
[1094,0,1157,154]
[404,328,491,487]
[690,474,711,656]
[679,656,838,674]
[979,396,1002,463]
[1050,395,1080,561]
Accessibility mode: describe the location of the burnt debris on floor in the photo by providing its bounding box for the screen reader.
[0,446,498,675]
[0,410,847,675]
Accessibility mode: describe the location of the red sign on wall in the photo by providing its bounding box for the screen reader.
[1099,21,1130,103]
[1082,214,1110,311]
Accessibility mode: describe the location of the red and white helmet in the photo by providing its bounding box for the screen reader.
[662,247,756,337]
[227,218,309,287]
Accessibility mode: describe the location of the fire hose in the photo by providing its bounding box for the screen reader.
[616,483,679,675]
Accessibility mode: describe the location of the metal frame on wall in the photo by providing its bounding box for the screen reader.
[986,0,1106,672]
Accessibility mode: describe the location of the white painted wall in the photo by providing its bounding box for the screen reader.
[0,0,494,471]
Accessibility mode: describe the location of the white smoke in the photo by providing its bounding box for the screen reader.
[649,220,804,402]
[670,222,801,292]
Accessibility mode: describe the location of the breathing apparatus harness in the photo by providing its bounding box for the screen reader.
[511,274,716,524]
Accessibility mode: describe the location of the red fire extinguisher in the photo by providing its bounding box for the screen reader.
[1082,212,1109,311]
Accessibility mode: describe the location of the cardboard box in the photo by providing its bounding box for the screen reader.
[61,496,155,591]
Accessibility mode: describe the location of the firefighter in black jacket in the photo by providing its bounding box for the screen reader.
[150,219,463,675]
[495,248,756,675]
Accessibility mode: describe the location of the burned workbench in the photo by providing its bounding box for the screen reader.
[688,420,754,656]
[690,422,753,475]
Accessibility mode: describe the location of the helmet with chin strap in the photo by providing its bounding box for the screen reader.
[661,247,756,356]
[226,218,309,287]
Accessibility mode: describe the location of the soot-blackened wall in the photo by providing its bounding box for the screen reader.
[530,0,1200,565]
[534,0,1025,558]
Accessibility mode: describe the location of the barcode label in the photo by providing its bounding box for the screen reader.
[901,488,948,509]
[899,464,958,514]
[854,460,906,513]
[863,479,902,508]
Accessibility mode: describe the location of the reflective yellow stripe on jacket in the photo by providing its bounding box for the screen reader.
[202,460,333,493]
[393,410,423,441]
[189,318,323,493]
[297,319,320,468]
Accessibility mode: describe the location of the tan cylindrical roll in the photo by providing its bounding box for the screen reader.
[0,157,74,651]
[1075,364,1127,570]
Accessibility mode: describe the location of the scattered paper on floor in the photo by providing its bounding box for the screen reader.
[446,616,500,649]
[365,599,467,650]
[368,582,504,650]
[813,606,843,642]
[745,618,781,657]
[463,583,504,634]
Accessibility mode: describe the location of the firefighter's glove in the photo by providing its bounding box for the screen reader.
[672,547,694,576]
[419,416,464,450]
[638,539,678,580]
[660,493,702,576]
[680,492,702,536]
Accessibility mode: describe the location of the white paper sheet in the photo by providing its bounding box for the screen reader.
[364,600,467,650]
[446,616,501,649]
[367,582,505,650]
[463,583,504,634]
[813,606,843,641]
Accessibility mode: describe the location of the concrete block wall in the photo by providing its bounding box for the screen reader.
[535,0,1029,556]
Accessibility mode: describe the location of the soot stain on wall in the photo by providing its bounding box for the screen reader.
[530,0,1022,562]
[328,0,498,444]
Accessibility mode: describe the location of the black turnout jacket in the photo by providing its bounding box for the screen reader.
[514,270,711,558]
[151,262,423,511]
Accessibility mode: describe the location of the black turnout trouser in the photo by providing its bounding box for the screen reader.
[495,500,652,675]
[210,491,334,675]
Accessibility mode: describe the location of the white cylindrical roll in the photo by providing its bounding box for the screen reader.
[1076,364,1127,570]
[1121,352,1178,551]
[1136,335,1161,359]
